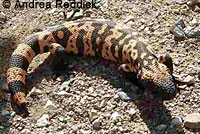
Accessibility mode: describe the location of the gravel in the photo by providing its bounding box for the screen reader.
[0,0,200,134]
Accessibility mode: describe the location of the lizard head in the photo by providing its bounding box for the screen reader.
[137,62,177,100]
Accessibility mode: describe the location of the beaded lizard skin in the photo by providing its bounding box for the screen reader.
[6,19,177,116]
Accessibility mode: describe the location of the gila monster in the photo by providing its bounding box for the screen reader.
[7,19,177,116]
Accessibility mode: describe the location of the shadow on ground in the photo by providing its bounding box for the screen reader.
[1,54,184,133]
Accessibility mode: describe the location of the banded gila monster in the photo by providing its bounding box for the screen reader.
[7,19,177,116]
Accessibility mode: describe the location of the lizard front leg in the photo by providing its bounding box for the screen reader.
[49,43,69,77]
[118,64,138,90]
[157,53,173,74]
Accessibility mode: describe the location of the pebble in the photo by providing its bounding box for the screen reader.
[58,117,68,124]
[178,85,187,90]
[0,13,7,22]
[48,8,57,14]
[184,75,195,85]
[103,80,108,85]
[0,126,4,130]
[184,113,200,129]
[182,91,190,97]
[87,87,94,93]
[111,112,120,120]
[10,112,16,117]
[59,81,70,91]
[191,18,198,25]
[123,15,134,23]
[156,124,167,131]
[129,108,136,116]
[29,87,43,96]
[171,116,183,126]
[80,129,91,134]
[1,110,10,116]
[18,126,23,131]
[37,114,49,127]
[92,119,101,130]
[56,90,68,95]
[56,76,65,82]
[139,25,145,31]
[0,42,4,47]
[34,24,46,32]
[45,100,56,109]
[11,17,17,22]
[21,129,31,134]
[117,90,136,101]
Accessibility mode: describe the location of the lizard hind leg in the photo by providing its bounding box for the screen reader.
[117,64,141,101]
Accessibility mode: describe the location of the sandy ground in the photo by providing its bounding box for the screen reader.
[0,0,200,133]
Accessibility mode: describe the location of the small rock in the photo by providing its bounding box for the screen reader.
[34,24,46,32]
[59,81,70,91]
[139,25,145,31]
[80,129,91,134]
[11,17,17,22]
[195,6,200,12]
[18,126,23,131]
[129,108,136,116]
[37,114,49,127]
[111,112,120,120]
[72,125,78,132]
[29,87,43,96]
[123,15,134,24]
[92,119,101,130]
[117,89,137,101]
[171,116,183,126]
[178,85,187,89]
[57,126,62,130]
[56,76,65,82]
[45,100,56,109]
[56,90,68,95]
[187,0,199,7]
[103,80,108,85]
[87,87,94,93]
[48,8,57,14]
[0,13,7,22]
[1,110,10,116]
[184,113,200,129]
[191,18,198,25]
[21,129,31,134]
[184,75,195,85]
[58,12,63,17]
[58,117,69,124]
[0,42,4,47]
[182,91,190,97]
[10,111,16,117]
[0,126,4,130]
[156,124,167,131]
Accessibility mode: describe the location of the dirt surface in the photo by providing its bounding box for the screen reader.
[0,0,200,134]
